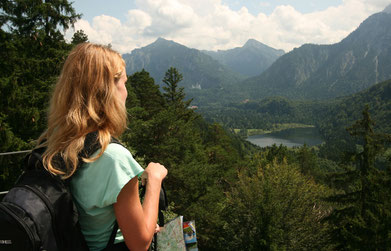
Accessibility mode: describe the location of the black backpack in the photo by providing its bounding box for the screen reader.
[0,133,117,251]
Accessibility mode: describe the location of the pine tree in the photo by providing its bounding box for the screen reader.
[0,0,80,145]
[162,67,184,104]
[0,0,80,40]
[162,67,193,119]
[0,0,80,188]
[326,105,391,250]
[129,69,165,119]
[71,29,88,45]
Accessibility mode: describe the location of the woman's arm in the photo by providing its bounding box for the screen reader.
[114,162,167,251]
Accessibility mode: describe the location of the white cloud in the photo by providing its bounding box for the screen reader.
[66,0,390,54]
[126,9,152,30]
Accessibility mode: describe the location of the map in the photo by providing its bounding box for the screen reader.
[157,216,186,251]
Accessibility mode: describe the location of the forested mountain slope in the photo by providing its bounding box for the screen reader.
[199,96,331,130]
[317,78,391,141]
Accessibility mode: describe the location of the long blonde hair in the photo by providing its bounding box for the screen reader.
[38,43,127,179]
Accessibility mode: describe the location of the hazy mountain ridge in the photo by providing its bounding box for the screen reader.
[242,11,391,100]
[203,39,284,77]
[123,38,245,92]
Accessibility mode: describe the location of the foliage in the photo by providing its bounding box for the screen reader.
[0,0,79,146]
[0,0,80,39]
[198,96,331,130]
[71,29,88,45]
[162,67,191,108]
[223,152,332,251]
[317,79,391,161]
[325,106,391,250]
[0,0,80,188]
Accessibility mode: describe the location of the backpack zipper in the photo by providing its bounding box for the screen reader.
[20,185,61,247]
[0,202,38,250]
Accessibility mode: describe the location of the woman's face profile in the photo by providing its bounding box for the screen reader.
[116,69,128,104]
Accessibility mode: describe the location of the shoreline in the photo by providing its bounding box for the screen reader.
[234,123,315,137]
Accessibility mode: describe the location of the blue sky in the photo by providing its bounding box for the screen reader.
[68,0,390,54]
[222,0,342,15]
[73,0,137,23]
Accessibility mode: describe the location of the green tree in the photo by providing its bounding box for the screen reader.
[297,144,319,176]
[124,68,201,181]
[0,0,80,146]
[0,113,29,191]
[0,0,80,40]
[162,67,193,116]
[71,29,88,45]
[162,67,184,103]
[326,106,391,250]
[0,0,80,189]
[129,69,165,119]
[222,153,331,251]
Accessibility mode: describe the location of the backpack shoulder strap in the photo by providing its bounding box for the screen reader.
[104,221,119,250]
[24,146,45,172]
[79,132,122,163]
[27,132,122,172]
[158,182,168,227]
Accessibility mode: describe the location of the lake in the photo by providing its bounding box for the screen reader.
[246,127,324,148]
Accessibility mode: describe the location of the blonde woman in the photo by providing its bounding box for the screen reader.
[37,43,167,251]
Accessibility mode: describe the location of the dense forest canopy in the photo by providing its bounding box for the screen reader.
[1,1,391,250]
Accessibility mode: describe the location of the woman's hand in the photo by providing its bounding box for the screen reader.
[154,224,160,233]
[141,162,167,186]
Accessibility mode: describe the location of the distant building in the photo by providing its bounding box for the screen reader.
[191,84,201,89]
[189,106,198,109]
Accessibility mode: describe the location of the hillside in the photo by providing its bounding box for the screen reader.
[317,78,391,141]
[203,39,284,77]
[198,96,330,130]
[241,10,391,100]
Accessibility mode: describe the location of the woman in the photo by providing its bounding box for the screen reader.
[37,43,167,251]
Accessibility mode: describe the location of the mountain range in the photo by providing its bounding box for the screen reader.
[242,9,391,100]
[122,38,283,100]
[123,38,245,91]
[202,39,284,77]
[123,6,391,106]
